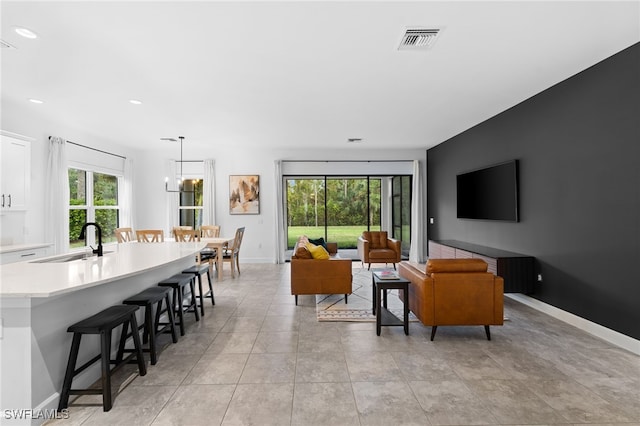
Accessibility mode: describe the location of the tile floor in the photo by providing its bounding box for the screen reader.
[49,263,640,426]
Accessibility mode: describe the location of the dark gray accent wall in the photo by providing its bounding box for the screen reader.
[427,43,639,340]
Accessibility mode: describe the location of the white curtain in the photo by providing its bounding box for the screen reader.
[202,159,216,225]
[409,159,425,262]
[274,160,286,263]
[121,157,135,228]
[165,160,179,237]
[45,137,70,255]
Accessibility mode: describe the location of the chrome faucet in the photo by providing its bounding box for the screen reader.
[79,222,103,257]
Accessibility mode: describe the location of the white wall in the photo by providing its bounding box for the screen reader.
[136,147,427,263]
[1,98,137,246]
[1,98,427,261]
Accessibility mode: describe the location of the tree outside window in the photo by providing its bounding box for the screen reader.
[69,169,87,248]
[285,177,383,249]
[179,179,203,229]
[69,168,120,248]
[94,172,119,244]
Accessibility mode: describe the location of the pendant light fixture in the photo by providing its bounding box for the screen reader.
[163,136,194,193]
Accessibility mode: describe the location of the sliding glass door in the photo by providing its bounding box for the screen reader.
[392,175,412,257]
[325,177,380,248]
[286,178,325,248]
[285,176,403,250]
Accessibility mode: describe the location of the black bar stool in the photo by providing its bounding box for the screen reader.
[122,286,179,365]
[58,305,147,412]
[158,273,199,336]
[183,263,215,315]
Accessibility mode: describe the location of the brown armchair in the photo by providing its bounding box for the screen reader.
[398,258,504,340]
[357,231,401,270]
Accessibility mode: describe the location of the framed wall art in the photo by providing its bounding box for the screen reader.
[229,175,260,215]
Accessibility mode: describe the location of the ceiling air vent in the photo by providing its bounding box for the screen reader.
[398,28,441,51]
[1,39,16,49]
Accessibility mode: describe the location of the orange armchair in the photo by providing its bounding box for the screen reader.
[398,258,504,340]
[357,231,401,270]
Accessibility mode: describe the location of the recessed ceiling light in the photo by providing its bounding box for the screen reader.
[14,27,38,39]
[28,98,44,104]
[129,99,143,105]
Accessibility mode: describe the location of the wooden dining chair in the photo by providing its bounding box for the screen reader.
[172,226,193,240]
[200,225,220,238]
[175,228,208,267]
[174,229,200,242]
[115,227,134,243]
[223,227,245,277]
[136,229,164,242]
[198,226,220,272]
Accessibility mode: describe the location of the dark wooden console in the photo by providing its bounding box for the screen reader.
[428,240,535,294]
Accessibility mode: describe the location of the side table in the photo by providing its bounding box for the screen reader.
[371,272,410,336]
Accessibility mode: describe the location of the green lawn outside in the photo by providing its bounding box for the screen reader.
[287,225,380,249]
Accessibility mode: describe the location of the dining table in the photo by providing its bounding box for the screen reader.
[201,236,235,280]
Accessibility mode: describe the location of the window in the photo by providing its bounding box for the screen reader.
[392,175,412,257]
[69,168,120,248]
[285,176,386,249]
[325,177,381,247]
[179,179,203,229]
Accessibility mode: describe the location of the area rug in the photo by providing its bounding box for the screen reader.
[316,268,417,322]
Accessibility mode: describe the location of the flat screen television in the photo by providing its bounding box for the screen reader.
[456,160,519,222]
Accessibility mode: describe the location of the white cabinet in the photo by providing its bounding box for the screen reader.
[0,131,32,211]
[0,245,51,264]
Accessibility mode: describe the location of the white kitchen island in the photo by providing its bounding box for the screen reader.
[0,241,206,425]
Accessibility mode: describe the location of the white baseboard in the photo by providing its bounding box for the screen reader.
[506,293,640,356]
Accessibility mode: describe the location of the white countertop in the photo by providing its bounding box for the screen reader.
[0,243,53,254]
[0,241,206,298]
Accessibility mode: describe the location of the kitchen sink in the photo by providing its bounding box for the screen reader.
[30,251,113,263]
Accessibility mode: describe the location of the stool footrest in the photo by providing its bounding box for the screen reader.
[72,354,102,377]
[67,389,103,396]
[156,322,174,335]
[113,351,143,371]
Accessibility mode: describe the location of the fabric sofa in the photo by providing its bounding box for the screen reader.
[290,238,352,305]
[397,258,504,340]
[357,231,402,270]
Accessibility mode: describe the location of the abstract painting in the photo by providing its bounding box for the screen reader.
[229,175,260,214]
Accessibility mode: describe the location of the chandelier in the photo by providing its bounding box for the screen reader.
[163,136,194,193]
